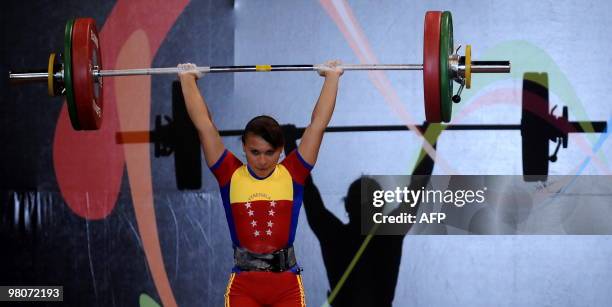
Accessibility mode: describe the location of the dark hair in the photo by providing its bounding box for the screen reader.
[241,115,284,149]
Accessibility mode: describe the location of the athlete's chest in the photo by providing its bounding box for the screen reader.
[228,165,294,203]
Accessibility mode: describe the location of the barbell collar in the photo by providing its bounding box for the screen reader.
[470,61,510,73]
[8,71,49,83]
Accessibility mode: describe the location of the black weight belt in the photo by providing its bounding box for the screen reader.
[234,246,297,272]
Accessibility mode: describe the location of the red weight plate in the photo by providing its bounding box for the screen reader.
[423,11,442,123]
[71,17,103,130]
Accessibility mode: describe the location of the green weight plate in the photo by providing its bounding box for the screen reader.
[439,11,453,123]
[64,18,80,130]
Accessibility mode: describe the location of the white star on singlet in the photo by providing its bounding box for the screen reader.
[267,221,274,228]
[270,200,276,207]
[248,210,254,216]
[266,229,272,236]
[244,202,252,209]
[268,209,275,216]
[251,220,257,227]
[254,230,260,237]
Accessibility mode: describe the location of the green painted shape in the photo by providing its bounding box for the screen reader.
[139,293,161,307]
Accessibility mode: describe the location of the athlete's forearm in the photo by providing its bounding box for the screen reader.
[309,74,340,132]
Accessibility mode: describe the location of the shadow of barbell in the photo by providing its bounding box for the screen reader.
[116,77,607,189]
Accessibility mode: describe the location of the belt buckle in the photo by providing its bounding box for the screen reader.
[278,249,287,271]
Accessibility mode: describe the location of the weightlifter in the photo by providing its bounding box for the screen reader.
[178,61,343,306]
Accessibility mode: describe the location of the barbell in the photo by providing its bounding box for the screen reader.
[8,11,510,130]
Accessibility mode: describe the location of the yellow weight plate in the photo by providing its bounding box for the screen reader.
[47,53,56,96]
[465,44,472,89]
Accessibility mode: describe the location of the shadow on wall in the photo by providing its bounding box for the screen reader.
[520,72,606,181]
[115,81,202,190]
[111,74,606,190]
[275,71,607,305]
[282,124,435,307]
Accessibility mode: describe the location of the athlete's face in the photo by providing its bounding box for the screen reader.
[243,134,282,178]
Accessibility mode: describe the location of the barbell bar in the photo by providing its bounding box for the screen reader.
[8,12,511,130]
[9,62,508,78]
